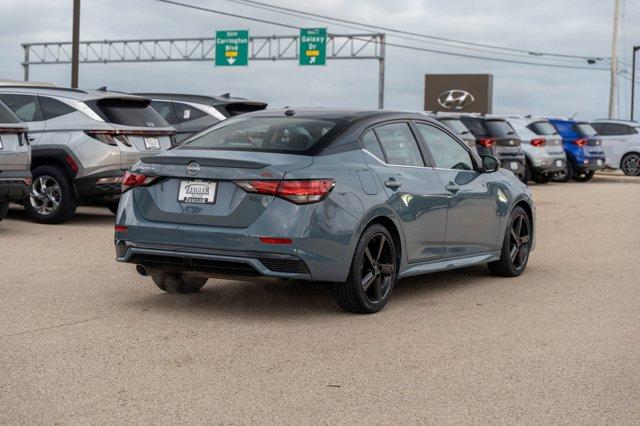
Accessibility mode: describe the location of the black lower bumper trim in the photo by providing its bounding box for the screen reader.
[0,180,29,203]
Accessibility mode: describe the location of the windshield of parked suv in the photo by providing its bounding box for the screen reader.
[528,121,558,135]
[182,117,340,152]
[86,98,169,128]
[440,119,470,135]
[575,123,598,137]
[484,120,517,137]
[0,101,20,123]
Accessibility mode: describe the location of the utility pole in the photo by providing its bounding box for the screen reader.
[609,0,621,119]
[632,46,640,121]
[71,0,81,88]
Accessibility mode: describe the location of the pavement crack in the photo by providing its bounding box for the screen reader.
[0,315,108,339]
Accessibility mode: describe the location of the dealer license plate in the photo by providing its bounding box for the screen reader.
[144,137,160,150]
[556,160,563,167]
[510,162,518,170]
[178,180,217,204]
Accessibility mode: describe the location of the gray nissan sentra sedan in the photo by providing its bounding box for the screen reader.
[115,109,535,314]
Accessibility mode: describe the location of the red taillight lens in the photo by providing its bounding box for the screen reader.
[122,171,157,192]
[115,225,128,233]
[85,130,118,146]
[530,138,546,147]
[574,138,587,147]
[234,179,335,204]
[65,155,79,173]
[259,237,292,245]
[477,138,496,148]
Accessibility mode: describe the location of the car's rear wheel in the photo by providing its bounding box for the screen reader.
[522,162,532,184]
[572,170,594,182]
[332,224,398,314]
[24,165,77,224]
[621,153,640,176]
[488,206,531,277]
[0,202,9,221]
[150,271,208,294]
[532,173,552,184]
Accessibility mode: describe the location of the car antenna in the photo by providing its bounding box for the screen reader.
[96,86,107,91]
[570,112,578,119]
[285,109,296,116]
[220,93,231,99]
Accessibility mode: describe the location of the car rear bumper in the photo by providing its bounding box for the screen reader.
[75,170,125,199]
[116,242,312,280]
[576,157,606,172]
[0,171,31,203]
[533,158,566,173]
[499,158,525,175]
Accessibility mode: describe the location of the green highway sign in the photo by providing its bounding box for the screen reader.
[215,30,249,66]
[299,28,327,66]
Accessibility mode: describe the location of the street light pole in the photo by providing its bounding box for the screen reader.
[71,0,81,88]
[632,46,640,121]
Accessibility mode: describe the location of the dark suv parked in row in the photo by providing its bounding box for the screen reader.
[459,114,526,180]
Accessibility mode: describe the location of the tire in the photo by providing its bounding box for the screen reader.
[150,271,208,294]
[107,201,119,215]
[332,224,398,314]
[553,161,572,183]
[620,153,640,176]
[0,202,8,222]
[488,206,532,277]
[572,170,594,182]
[24,165,77,224]
[532,173,552,184]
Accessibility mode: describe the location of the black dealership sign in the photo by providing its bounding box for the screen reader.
[424,74,493,114]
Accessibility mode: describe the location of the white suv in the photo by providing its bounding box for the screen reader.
[590,119,640,176]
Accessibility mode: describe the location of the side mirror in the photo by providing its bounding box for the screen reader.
[482,155,500,173]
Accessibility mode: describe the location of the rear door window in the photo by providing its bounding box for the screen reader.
[86,98,169,128]
[459,117,488,137]
[150,100,179,125]
[439,119,470,135]
[173,102,220,128]
[373,123,424,167]
[361,130,385,161]
[39,96,76,120]
[484,120,517,137]
[575,123,598,137]
[0,94,44,122]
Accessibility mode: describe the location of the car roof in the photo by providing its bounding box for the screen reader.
[591,118,640,125]
[134,92,265,105]
[235,108,439,123]
[0,86,149,102]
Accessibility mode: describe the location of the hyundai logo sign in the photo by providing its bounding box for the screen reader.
[437,89,475,110]
[186,162,200,176]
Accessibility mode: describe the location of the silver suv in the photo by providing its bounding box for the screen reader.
[0,100,31,222]
[506,116,567,183]
[135,93,267,144]
[0,86,175,223]
[590,119,640,176]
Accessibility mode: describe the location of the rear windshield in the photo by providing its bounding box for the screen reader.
[575,123,598,137]
[181,117,341,153]
[439,119,470,135]
[459,117,488,137]
[86,98,169,128]
[0,101,20,123]
[528,121,558,135]
[484,120,517,137]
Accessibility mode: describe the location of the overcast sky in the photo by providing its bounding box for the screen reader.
[1,0,637,120]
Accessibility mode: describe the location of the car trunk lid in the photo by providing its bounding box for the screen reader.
[131,149,313,227]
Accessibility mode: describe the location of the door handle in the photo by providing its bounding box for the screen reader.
[445,183,460,194]
[28,136,36,142]
[384,178,401,189]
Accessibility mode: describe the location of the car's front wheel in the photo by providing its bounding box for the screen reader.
[572,170,594,182]
[150,271,208,294]
[621,153,640,176]
[553,161,572,182]
[488,206,532,277]
[332,224,398,314]
[24,165,77,224]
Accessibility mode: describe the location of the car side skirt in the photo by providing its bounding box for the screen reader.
[399,251,501,279]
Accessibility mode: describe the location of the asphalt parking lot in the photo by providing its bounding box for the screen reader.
[1,173,639,424]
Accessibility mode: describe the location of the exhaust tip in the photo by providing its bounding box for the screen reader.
[135,264,149,277]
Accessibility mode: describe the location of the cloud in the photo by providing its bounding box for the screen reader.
[0,0,635,119]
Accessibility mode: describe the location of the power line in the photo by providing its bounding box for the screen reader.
[151,0,610,71]
[229,0,606,62]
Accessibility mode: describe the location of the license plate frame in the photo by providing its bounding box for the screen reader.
[144,137,161,150]
[177,180,217,205]
[556,160,563,167]
[596,159,603,166]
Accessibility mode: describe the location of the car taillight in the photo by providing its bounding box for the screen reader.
[85,130,129,146]
[574,138,587,147]
[530,138,546,147]
[122,171,158,192]
[234,179,335,204]
[477,138,496,148]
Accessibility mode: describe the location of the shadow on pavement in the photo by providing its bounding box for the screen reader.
[5,205,115,225]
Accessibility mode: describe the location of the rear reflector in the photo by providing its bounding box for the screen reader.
[259,237,292,245]
[234,179,335,204]
[115,225,128,233]
[477,138,496,148]
[66,155,79,173]
[530,138,546,147]
[574,138,587,147]
[122,171,158,192]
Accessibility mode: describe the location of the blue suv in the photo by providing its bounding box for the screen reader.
[547,119,605,182]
